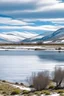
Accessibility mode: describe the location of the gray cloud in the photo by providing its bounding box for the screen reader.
[0,2,36,12]
[0,0,63,19]
[0,0,64,32]
[4,10,64,19]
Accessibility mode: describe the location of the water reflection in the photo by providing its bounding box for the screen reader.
[0,50,64,83]
[0,50,64,62]
[37,51,64,62]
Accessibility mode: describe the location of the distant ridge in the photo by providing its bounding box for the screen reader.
[24,28,64,43]
[0,28,64,44]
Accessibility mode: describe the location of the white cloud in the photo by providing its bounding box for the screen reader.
[37,0,60,7]
[0,0,33,3]
[21,25,58,31]
[37,0,62,12]
[23,18,64,24]
[0,17,33,25]
[0,26,22,29]
[0,25,59,31]
[34,2,64,12]
[38,18,64,24]
[0,0,60,4]
[0,0,63,34]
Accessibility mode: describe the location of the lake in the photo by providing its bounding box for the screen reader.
[0,50,64,84]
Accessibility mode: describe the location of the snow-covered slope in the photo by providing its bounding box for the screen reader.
[42,28,64,43]
[28,28,64,43]
[42,28,64,41]
[0,32,38,43]
[0,28,64,44]
[22,34,44,43]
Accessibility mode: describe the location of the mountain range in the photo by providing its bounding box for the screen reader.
[22,28,64,44]
[0,32,37,43]
[0,28,64,44]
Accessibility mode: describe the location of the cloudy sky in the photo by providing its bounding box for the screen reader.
[0,0,64,35]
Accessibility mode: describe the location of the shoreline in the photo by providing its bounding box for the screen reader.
[0,48,63,51]
[0,44,63,51]
[0,80,63,96]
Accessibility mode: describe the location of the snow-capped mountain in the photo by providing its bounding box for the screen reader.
[0,28,64,44]
[41,28,64,43]
[42,28,64,42]
[22,33,44,43]
[26,28,64,43]
[0,32,38,43]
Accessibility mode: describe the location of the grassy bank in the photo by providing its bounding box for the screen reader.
[0,80,64,96]
[0,80,22,96]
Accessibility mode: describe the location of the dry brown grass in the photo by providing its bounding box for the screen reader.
[0,81,21,95]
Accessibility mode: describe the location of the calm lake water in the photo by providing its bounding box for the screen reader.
[0,50,64,84]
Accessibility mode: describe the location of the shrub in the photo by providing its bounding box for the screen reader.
[20,83,24,86]
[60,93,64,96]
[2,80,6,82]
[15,82,19,85]
[11,89,21,95]
[28,71,50,91]
[53,67,64,89]
[43,91,50,95]
[29,85,34,88]
[34,91,41,95]
[57,90,64,93]
[2,91,6,94]
[23,90,29,94]
[49,85,55,89]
